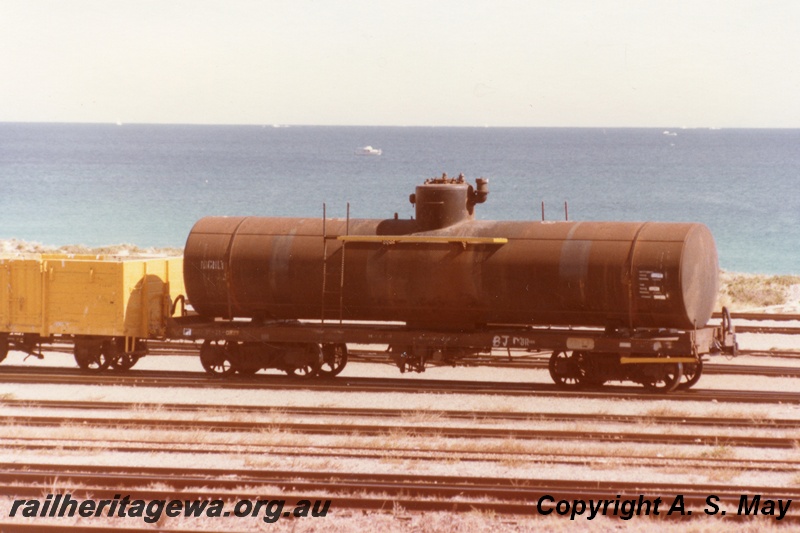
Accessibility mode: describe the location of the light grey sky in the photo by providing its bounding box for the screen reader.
[3,0,798,127]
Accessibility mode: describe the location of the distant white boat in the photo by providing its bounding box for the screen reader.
[355,145,382,156]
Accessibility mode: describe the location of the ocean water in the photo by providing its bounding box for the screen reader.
[1,123,798,274]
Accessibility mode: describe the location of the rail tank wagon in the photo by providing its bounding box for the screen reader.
[184,176,719,332]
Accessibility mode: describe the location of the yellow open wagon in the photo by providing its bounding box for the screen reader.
[0,254,184,370]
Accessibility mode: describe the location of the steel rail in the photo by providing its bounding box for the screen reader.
[5,414,798,449]
[9,462,800,499]
[4,398,800,429]
[2,366,800,403]
[734,325,800,335]
[712,312,800,322]
[3,436,800,474]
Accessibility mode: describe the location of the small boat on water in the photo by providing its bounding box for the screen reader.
[355,145,382,156]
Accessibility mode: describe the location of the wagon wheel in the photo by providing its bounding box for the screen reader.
[286,344,322,378]
[318,343,348,377]
[110,352,140,371]
[548,350,585,388]
[641,363,683,393]
[74,340,111,371]
[105,338,145,371]
[0,334,8,364]
[678,359,703,390]
[200,340,237,377]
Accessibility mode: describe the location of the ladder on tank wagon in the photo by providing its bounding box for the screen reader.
[321,203,349,323]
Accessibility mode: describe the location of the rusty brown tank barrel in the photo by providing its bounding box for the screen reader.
[184,180,719,331]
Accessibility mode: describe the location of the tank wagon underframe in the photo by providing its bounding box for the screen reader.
[167,315,732,392]
[170,317,722,357]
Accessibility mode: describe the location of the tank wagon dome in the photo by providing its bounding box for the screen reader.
[183,176,719,331]
[409,173,489,231]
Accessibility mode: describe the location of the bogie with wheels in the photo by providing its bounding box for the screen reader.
[547,350,692,393]
[197,340,325,378]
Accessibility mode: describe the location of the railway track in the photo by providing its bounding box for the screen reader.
[1,365,799,403]
[3,398,799,449]
[4,398,800,430]
[6,413,797,448]
[3,367,797,529]
[4,434,799,474]
[3,398,800,472]
[2,463,799,522]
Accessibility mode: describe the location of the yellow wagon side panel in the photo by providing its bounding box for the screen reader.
[0,259,44,334]
[44,259,124,337]
[1,255,184,339]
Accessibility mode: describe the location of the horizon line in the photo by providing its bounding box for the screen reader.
[3,121,800,130]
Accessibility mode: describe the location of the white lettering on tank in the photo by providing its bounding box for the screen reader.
[200,260,225,271]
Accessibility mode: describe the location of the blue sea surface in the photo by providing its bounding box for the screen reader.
[1,123,798,274]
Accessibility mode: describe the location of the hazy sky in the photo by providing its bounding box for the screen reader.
[3,0,799,127]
